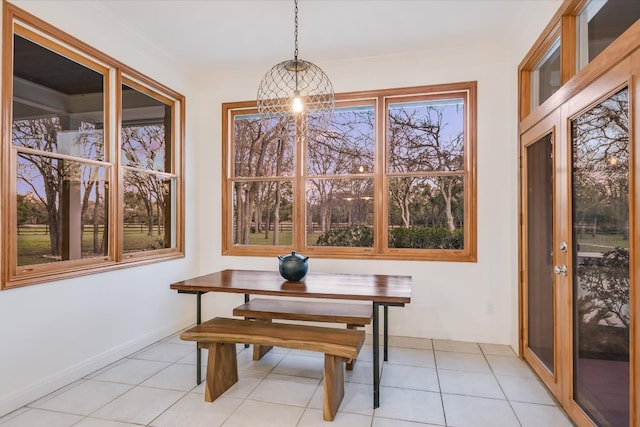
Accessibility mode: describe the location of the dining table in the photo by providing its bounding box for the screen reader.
[170,269,412,408]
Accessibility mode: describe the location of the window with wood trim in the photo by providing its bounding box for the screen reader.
[222,82,476,262]
[518,0,640,120]
[1,3,184,289]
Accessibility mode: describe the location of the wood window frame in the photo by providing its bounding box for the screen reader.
[1,2,185,289]
[222,81,477,262]
[519,0,640,124]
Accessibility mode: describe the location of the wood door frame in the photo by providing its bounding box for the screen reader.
[519,113,564,400]
[520,51,637,427]
[519,4,640,424]
[559,57,633,427]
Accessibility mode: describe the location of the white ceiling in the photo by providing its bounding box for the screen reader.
[92,0,562,71]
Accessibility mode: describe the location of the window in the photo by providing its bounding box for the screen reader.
[120,79,180,258]
[531,37,561,108]
[519,0,640,120]
[1,3,184,288]
[576,0,640,71]
[222,82,476,261]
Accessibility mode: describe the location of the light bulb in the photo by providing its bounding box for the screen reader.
[292,95,303,113]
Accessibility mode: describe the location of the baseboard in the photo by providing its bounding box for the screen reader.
[0,316,193,418]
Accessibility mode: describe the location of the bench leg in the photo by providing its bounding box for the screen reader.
[252,320,274,361]
[253,343,274,360]
[345,324,358,371]
[204,343,238,402]
[323,354,346,421]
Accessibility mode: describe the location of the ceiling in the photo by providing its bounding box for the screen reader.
[91,0,562,71]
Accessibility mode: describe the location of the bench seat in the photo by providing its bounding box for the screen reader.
[233,298,372,368]
[181,317,365,421]
[233,298,373,325]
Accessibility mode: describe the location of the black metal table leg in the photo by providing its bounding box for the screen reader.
[196,292,202,385]
[244,293,250,349]
[384,305,389,361]
[373,301,380,408]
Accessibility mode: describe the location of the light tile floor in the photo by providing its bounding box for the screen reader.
[0,333,575,426]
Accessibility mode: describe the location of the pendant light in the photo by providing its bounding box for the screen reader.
[256,0,334,126]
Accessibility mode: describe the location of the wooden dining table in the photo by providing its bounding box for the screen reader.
[170,269,412,408]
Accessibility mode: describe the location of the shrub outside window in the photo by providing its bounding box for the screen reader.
[222,82,476,262]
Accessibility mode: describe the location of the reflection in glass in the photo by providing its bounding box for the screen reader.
[388,176,464,249]
[16,154,109,266]
[572,87,629,427]
[388,99,464,173]
[526,134,554,373]
[232,180,293,246]
[121,84,172,172]
[123,170,175,253]
[307,105,374,175]
[577,0,640,70]
[532,38,561,108]
[306,178,374,247]
[12,35,105,161]
[233,113,294,178]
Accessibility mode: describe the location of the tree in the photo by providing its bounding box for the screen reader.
[306,108,374,233]
[387,103,464,230]
[14,118,64,256]
[577,248,630,329]
[572,88,629,239]
[14,117,107,258]
[122,125,168,237]
[233,116,292,244]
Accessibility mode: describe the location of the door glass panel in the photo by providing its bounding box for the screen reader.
[577,0,640,71]
[526,133,554,373]
[531,38,561,108]
[572,87,629,427]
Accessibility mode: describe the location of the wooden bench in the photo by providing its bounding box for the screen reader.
[233,298,372,369]
[180,317,365,421]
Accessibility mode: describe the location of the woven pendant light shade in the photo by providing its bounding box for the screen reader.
[256,0,334,126]
[257,59,334,120]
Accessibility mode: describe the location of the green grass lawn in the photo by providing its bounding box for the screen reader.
[576,232,629,252]
[246,230,321,246]
[17,225,165,266]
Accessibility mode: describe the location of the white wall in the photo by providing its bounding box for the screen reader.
[188,4,558,348]
[0,0,558,418]
[0,1,200,416]
[189,45,520,345]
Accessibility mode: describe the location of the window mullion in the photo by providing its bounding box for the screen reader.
[294,119,306,250]
[112,69,122,262]
[375,96,387,254]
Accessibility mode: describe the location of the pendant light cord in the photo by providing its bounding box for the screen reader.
[293,0,299,92]
[294,0,299,62]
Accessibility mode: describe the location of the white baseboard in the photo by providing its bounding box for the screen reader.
[0,316,193,418]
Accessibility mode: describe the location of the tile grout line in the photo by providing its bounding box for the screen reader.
[0,335,573,427]
[432,343,449,427]
[480,346,524,427]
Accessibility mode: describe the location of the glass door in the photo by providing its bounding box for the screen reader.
[526,133,555,371]
[521,115,563,398]
[570,86,630,427]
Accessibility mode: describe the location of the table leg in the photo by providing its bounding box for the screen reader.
[373,301,380,408]
[384,305,389,361]
[196,292,202,385]
[244,294,250,349]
